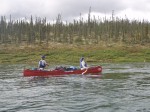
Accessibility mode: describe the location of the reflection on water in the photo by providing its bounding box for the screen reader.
[0,63,150,112]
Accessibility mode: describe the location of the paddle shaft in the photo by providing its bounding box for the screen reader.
[82,68,88,75]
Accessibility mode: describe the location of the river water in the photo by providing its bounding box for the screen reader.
[0,63,150,112]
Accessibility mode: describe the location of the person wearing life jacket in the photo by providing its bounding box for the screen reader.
[80,57,88,70]
[38,55,49,70]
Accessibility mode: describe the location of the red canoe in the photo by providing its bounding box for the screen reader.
[23,66,102,77]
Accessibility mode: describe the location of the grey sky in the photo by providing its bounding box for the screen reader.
[0,0,150,21]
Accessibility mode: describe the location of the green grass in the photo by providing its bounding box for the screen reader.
[0,43,150,65]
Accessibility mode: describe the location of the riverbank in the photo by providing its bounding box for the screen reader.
[0,42,150,65]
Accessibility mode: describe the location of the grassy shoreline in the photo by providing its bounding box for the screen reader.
[0,43,150,65]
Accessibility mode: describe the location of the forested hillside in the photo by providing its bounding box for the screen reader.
[0,13,150,45]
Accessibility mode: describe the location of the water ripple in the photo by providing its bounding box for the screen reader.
[0,63,150,112]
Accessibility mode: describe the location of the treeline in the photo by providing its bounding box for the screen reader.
[0,13,150,45]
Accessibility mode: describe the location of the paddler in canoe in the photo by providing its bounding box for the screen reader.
[80,57,88,74]
[38,55,49,70]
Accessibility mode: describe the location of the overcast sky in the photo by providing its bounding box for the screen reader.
[0,0,150,22]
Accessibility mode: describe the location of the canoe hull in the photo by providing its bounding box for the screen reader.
[23,66,102,77]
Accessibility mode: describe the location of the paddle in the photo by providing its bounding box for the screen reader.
[82,68,88,75]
